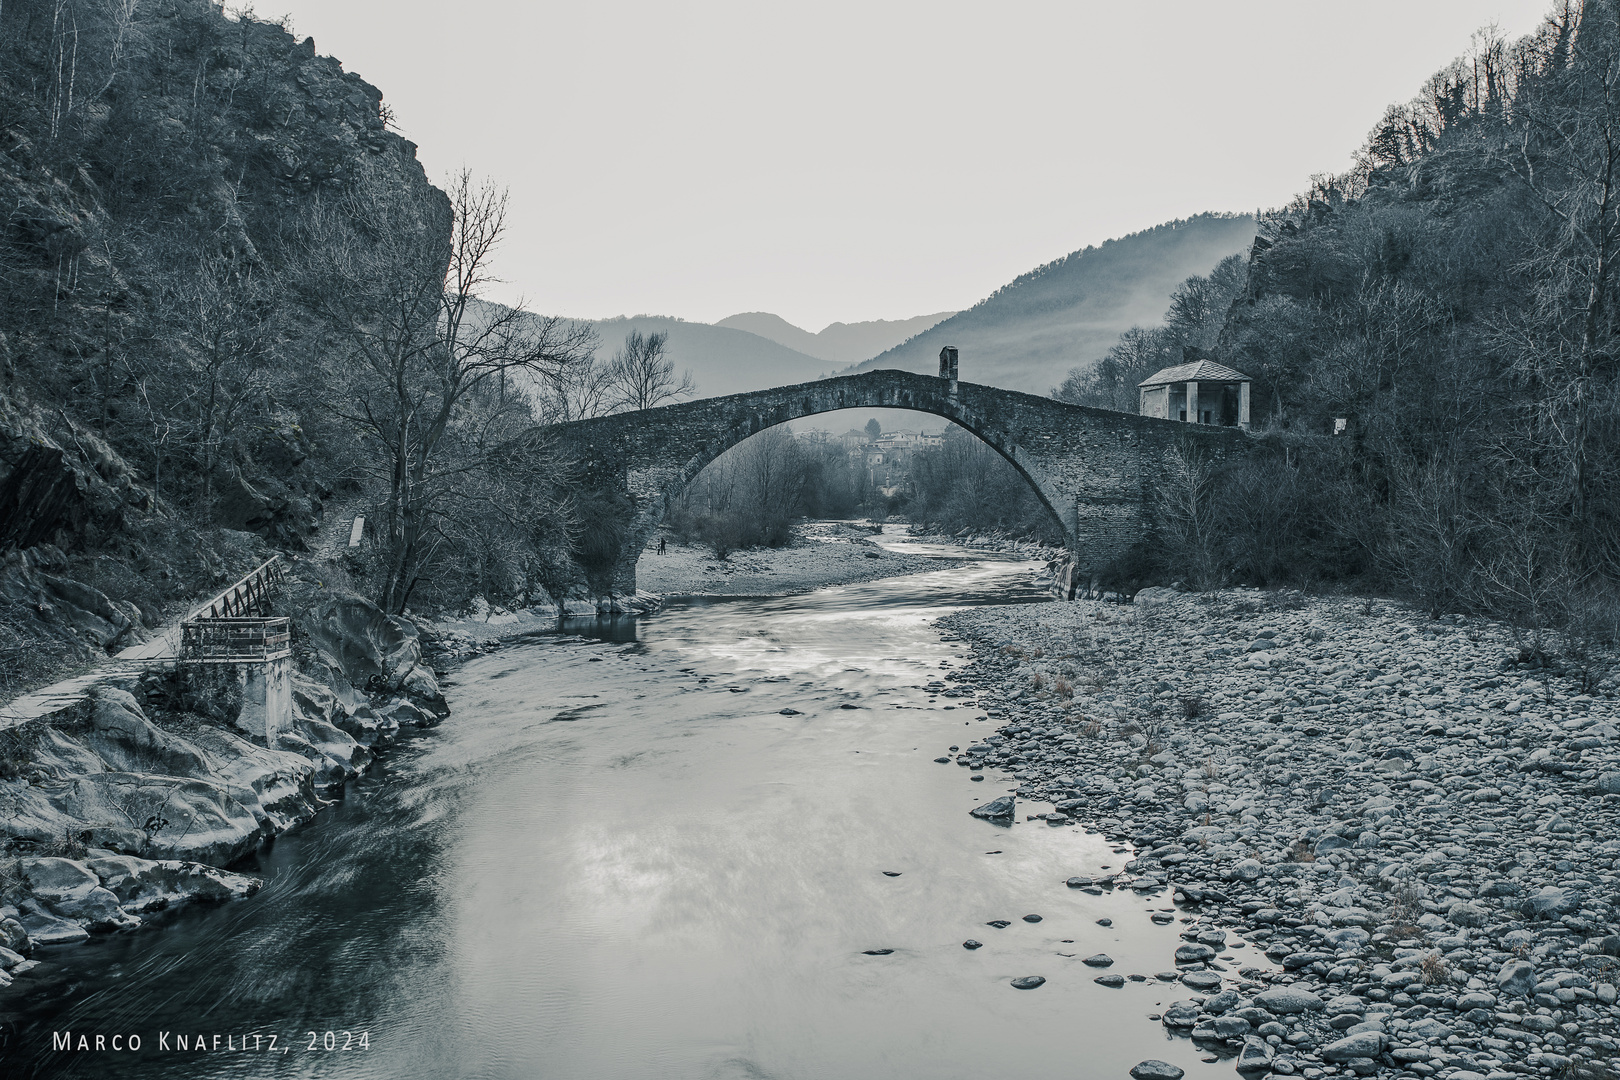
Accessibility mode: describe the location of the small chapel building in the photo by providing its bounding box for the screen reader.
[1138,358,1252,429]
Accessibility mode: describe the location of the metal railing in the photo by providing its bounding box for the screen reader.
[189,554,284,621]
[180,556,290,663]
[180,618,292,663]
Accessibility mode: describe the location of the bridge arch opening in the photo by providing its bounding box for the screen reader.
[641,406,1068,567]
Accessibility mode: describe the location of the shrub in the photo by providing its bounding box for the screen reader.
[0,600,74,698]
[0,726,41,781]
[1420,951,1450,985]
[43,829,89,861]
[1559,583,1620,693]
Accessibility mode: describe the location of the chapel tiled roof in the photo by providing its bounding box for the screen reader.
[1138,360,1251,387]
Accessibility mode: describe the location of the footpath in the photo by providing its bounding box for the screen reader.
[0,502,371,729]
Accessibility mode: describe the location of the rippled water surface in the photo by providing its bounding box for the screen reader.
[7,533,1236,1080]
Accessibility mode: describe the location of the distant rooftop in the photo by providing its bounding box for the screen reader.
[1138,360,1251,387]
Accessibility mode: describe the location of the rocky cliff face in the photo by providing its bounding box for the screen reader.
[0,0,449,690]
[0,0,471,989]
[0,0,433,535]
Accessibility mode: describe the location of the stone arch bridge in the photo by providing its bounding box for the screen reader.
[543,369,1247,605]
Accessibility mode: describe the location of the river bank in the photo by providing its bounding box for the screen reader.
[636,521,939,597]
[899,527,1064,563]
[0,563,449,991]
[429,521,945,652]
[939,587,1620,1080]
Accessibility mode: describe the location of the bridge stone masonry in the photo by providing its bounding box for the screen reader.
[542,367,1250,608]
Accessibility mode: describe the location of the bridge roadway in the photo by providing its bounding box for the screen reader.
[541,368,1249,600]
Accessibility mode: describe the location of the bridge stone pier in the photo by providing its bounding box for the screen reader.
[545,369,1247,607]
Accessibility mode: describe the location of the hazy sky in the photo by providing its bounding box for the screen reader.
[276,0,1554,331]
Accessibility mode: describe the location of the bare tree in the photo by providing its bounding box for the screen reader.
[1053,325,1177,411]
[37,0,148,140]
[906,428,1064,543]
[91,0,142,100]
[1377,451,1484,618]
[159,247,278,509]
[605,330,694,412]
[672,426,807,556]
[1475,529,1574,659]
[536,351,617,422]
[303,166,597,612]
[1499,10,1620,558]
[1165,254,1247,350]
[1153,442,1223,591]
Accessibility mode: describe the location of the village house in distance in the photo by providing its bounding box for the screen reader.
[1137,354,1252,428]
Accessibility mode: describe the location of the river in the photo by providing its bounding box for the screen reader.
[6,533,1232,1080]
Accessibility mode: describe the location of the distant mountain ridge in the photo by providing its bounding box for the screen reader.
[471,299,831,401]
[580,314,830,398]
[541,310,956,402]
[522,214,1254,403]
[850,213,1257,395]
[715,311,956,366]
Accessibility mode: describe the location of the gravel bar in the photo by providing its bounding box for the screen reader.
[635,523,937,598]
[938,587,1620,1080]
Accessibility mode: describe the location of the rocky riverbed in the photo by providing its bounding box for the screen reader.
[636,521,938,598]
[939,587,1620,1080]
[900,527,1062,557]
[427,522,946,654]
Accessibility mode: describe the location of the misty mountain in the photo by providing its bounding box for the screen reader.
[582,315,830,398]
[850,213,1257,394]
[715,311,956,366]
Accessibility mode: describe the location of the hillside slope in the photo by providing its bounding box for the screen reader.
[585,316,830,398]
[0,0,445,685]
[852,213,1256,394]
[715,311,955,366]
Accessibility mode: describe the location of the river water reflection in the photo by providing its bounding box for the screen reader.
[7,535,1234,1080]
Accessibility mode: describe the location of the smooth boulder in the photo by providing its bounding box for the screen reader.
[1235,1035,1273,1072]
[970,796,1015,821]
[1321,1032,1384,1062]
[1180,970,1222,992]
[1254,985,1325,1013]
[1228,858,1264,882]
[1498,959,1537,996]
[1130,1062,1184,1080]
